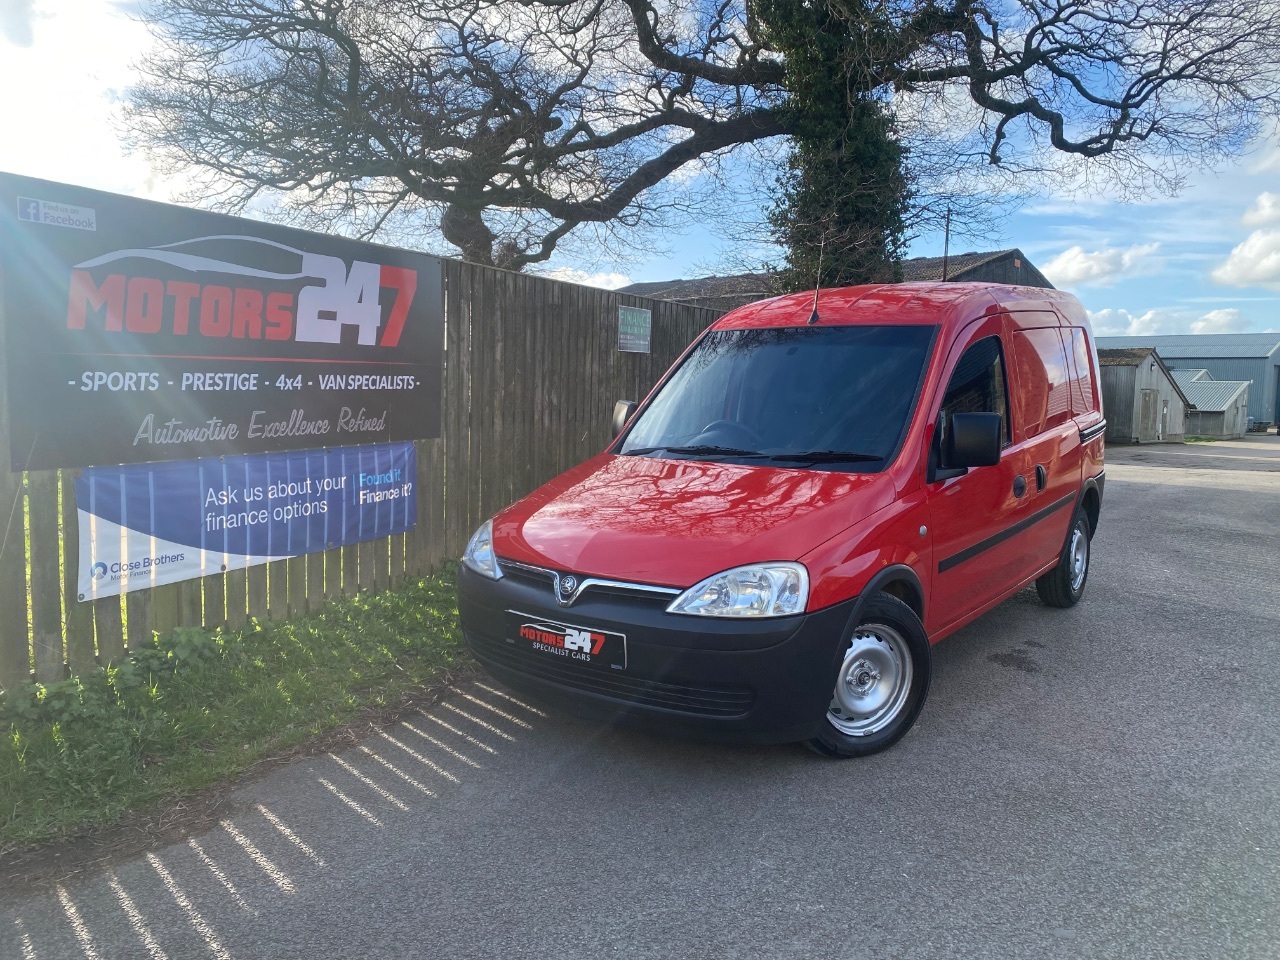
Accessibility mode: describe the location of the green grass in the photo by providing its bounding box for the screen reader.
[0,565,467,853]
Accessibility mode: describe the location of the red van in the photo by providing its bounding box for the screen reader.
[458,283,1105,756]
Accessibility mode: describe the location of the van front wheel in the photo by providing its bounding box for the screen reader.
[806,594,932,759]
[1036,507,1091,608]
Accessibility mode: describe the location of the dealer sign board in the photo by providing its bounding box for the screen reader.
[0,172,443,470]
[77,442,416,600]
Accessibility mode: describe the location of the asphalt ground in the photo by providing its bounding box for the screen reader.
[4,436,1280,960]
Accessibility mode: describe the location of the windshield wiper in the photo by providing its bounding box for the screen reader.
[769,450,884,463]
[624,444,769,458]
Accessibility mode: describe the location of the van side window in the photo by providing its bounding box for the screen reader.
[1011,328,1073,439]
[939,336,1011,444]
[1066,327,1098,415]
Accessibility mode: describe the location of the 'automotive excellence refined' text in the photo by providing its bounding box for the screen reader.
[132,407,389,447]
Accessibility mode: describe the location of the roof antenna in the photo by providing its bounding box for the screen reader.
[941,206,952,282]
[808,232,826,325]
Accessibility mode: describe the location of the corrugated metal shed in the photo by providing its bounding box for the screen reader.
[1094,348,1190,443]
[1170,369,1210,389]
[1098,347,1156,366]
[1096,333,1280,424]
[1180,379,1250,412]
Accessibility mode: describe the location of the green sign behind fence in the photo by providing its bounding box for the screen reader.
[618,305,652,354]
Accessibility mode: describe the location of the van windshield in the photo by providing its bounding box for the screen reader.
[619,324,937,471]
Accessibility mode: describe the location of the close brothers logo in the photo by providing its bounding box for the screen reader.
[64,235,417,347]
[519,622,607,655]
[89,554,187,585]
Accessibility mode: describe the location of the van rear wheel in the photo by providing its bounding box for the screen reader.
[806,594,932,759]
[1036,507,1092,608]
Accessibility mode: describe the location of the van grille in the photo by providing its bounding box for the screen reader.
[465,630,755,719]
[496,560,677,610]
[497,562,555,590]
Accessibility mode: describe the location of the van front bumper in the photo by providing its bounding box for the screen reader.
[457,565,857,744]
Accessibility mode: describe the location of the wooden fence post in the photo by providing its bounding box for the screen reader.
[0,269,30,691]
[148,583,177,639]
[94,597,125,666]
[247,565,268,622]
[267,559,289,619]
[27,471,63,683]
[287,554,307,617]
[225,567,248,630]
[204,569,227,629]
[306,549,326,615]
[179,579,202,628]
[131,587,158,647]
[61,473,96,675]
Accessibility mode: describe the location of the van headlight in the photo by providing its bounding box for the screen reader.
[462,519,503,580]
[666,563,808,618]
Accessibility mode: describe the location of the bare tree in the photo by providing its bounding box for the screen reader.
[127,0,786,268]
[877,0,1280,193]
[126,0,1280,269]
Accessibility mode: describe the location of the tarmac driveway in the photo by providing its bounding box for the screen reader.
[4,437,1280,960]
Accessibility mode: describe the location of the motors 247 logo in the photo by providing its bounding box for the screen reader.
[519,621,607,655]
[64,235,416,347]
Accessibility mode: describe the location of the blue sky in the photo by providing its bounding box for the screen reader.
[2,0,1277,337]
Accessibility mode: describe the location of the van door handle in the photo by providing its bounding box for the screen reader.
[1013,475,1027,498]
[1035,464,1047,492]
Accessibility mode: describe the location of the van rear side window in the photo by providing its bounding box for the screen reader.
[1011,328,1073,440]
[1066,327,1098,415]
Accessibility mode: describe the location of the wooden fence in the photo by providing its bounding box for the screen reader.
[0,259,721,692]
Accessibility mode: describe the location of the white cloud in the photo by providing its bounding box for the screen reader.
[1021,198,1112,219]
[1087,308,1170,336]
[1211,230,1280,289]
[540,268,632,290]
[1190,308,1248,334]
[1242,192,1280,226]
[1089,306,1260,336]
[1041,243,1160,288]
[0,0,35,46]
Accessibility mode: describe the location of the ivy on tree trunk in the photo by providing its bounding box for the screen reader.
[762,0,910,291]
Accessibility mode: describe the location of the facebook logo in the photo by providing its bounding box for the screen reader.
[15,196,96,230]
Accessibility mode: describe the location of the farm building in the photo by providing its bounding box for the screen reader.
[617,249,1053,313]
[1096,332,1280,426]
[1097,348,1190,444]
[1170,369,1251,439]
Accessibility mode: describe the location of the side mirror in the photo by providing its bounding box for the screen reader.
[612,400,638,439]
[946,412,1002,468]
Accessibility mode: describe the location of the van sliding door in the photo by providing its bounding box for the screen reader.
[1007,324,1082,575]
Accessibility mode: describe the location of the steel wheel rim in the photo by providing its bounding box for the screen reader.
[1069,523,1088,592]
[827,624,913,737]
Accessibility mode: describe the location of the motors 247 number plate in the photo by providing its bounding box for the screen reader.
[506,611,627,672]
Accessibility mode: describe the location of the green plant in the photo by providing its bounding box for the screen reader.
[0,566,467,852]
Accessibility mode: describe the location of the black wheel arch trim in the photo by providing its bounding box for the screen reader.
[840,564,927,643]
[1076,470,1104,539]
[1084,469,1104,502]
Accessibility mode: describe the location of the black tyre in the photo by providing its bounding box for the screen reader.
[1036,506,1091,608]
[806,593,932,758]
